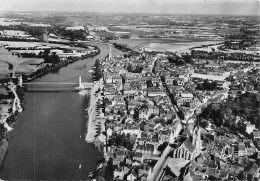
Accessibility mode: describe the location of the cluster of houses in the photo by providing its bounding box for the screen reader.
[91,48,260,181]
[93,52,179,180]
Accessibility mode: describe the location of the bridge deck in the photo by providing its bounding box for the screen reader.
[23,82,77,85]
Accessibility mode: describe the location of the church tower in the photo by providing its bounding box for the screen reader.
[109,45,112,60]
[192,115,202,154]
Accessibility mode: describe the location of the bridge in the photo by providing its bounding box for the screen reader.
[23,82,77,85]
[23,76,93,92]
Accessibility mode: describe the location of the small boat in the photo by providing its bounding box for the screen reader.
[88,172,94,178]
[79,164,82,169]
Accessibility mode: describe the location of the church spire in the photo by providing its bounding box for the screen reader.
[192,112,202,153]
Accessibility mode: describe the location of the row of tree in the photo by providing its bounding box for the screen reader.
[94,59,103,81]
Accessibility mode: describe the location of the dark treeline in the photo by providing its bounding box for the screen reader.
[93,59,102,81]
[191,50,257,62]
[0,24,88,41]
[113,43,135,54]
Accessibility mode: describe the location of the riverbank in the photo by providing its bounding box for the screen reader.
[85,82,104,143]
[0,78,24,167]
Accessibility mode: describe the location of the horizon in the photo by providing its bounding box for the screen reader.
[0,0,259,16]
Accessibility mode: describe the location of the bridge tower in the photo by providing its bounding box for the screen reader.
[78,76,83,88]
[18,76,23,87]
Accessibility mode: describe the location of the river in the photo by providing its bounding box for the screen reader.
[0,42,123,180]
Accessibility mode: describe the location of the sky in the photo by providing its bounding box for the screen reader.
[0,0,259,16]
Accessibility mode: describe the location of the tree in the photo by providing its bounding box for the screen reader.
[120,133,126,145]
[157,142,168,152]
[43,49,50,57]
[146,80,153,88]
[172,80,178,86]
[199,118,209,128]
[127,64,134,72]
[210,81,218,90]
[203,80,211,90]
[94,59,102,80]
[182,54,193,64]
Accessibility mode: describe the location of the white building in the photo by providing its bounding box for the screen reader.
[65,26,85,31]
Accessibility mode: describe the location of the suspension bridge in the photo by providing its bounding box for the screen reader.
[23,76,93,92]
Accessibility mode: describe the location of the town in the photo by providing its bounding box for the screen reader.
[86,41,260,180]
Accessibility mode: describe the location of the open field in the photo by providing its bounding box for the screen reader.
[111,38,223,54]
[111,37,222,48]
[0,48,43,79]
[145,41,223,54]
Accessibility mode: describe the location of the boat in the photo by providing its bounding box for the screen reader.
[88,172,94,179]
[79,164,82,169]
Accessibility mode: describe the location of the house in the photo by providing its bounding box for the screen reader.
[237,143,247,157]
[165,77,176,85]
[166,77,185,86]
[136,144,155,155]
[206,167,218,177]
[139,109,149,120]
[147,88,166,97]
[151,76,161,85]
[180,93,194,102]
[147,105,160,116]
[113,167,124,180]
[159,130,171,143]
[113,95,124,102]
[253,130,260,141]
[121,127,141,136]
[127,170,138,181]
[115,150,125,159]
[112,76,122,84]
[132,161,140,167]
[144,144,155,155]
[133,152,143,162]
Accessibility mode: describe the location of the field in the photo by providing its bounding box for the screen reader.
[0,43,44,79]
[145,41,223,54]
[110,37,223,53]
